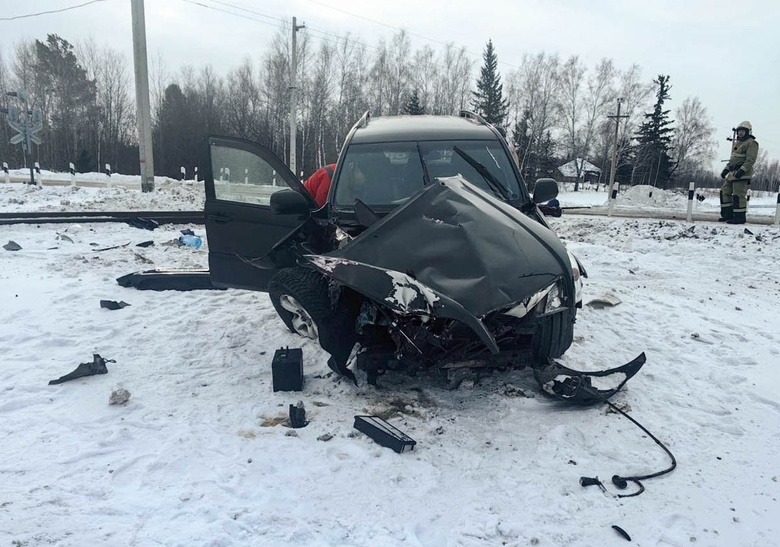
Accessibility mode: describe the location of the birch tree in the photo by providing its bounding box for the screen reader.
[506,52,560,178]
[671,96,716,178]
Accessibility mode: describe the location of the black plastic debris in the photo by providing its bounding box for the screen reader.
[100,300,130,310]
[136,240,154,248]
[612,525,631,541]
[126,217,159,231]
[353,415,417,453]
[272,347,303,392]
[289,401,307,428]
[3,240,22,251]
[116,269,223,291]
[535,353,646,405]
[49,354,115,385]
[92,242,130,252]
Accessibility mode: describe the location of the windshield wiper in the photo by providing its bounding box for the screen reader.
[452,146,511,201]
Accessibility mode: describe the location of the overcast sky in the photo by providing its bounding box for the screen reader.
[1,0,778,173]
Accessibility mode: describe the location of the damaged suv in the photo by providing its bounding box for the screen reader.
[204,112,642,400]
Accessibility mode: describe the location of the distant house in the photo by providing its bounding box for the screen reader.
[557,158,602,184]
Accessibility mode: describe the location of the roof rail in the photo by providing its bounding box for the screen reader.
[356,110,371,129]
[459,110,488,126]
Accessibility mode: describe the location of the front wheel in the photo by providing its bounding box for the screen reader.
[532,308,576,361]
[269,267,331,339]
[268,267,359,370]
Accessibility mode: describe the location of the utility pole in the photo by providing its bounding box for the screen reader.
[607,98,628,197]
[131,0,155,192]
[289,16,305,175]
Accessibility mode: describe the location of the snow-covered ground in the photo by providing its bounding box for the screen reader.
[2,180,780,546]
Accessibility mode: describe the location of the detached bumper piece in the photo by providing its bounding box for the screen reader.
[353,415,417,453]
[534,352,647,405]
[116,269,224,291]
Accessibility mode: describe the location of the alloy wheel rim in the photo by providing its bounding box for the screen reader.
[279,294,318,339]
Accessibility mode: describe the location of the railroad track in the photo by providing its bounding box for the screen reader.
[0,210,205,226]
[0,207,774,227]
[562,206,777,226]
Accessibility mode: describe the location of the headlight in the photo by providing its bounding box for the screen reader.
[503,279,565,319]
[544,281,564,313]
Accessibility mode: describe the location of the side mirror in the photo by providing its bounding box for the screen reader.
[533,177,559,204]
[270,189,313,215]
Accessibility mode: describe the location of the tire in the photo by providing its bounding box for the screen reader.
[268,267,331,339]
[532,307,575,361]
[268,267,358,368]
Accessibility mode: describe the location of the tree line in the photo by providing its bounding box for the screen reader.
[1,29,777,192]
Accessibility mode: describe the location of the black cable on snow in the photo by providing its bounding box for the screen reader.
[580,398,677,498]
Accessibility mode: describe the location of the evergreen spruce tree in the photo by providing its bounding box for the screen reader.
[75,148,93,173]
[632,75,675,188]
[472,40,510,127]
[403,90,425,115]
[34,34,98,169]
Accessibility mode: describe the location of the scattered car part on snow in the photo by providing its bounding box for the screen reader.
[92,242,131,252]
[3,240,22,251]
[578,376,677,499]
[125,217,159,230]
[534,353,646,405]
[272,347,304,392]
[579,476,606,490]
[353,415,417,453]
[116,269,224,291]
[289,401,307,428]
[612,525,632,541]
[586,293,623,309]
[100,299,130,310]
[48,354,115,385]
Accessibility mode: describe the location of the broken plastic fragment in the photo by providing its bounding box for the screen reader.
[100,300,130,310]
[289,401,307,428]
[49,354,115,385]
[586,293,622,309]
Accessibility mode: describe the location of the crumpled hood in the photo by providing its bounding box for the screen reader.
[320,176,571,319]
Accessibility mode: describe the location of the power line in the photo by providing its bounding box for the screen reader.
[180,0,286,30]
[0,0,109,21]
[181,0,466,74]
[191,0,512,71]
[304,0,519,69]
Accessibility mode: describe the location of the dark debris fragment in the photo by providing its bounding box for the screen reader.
[100,300,130,310]
[48,354,115,385]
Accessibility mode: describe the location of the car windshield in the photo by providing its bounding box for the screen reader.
[333,140,524,207]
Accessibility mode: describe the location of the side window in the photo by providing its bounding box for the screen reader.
[210,144,290,206]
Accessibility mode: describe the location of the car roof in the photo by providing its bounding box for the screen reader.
[348,114,500,144]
